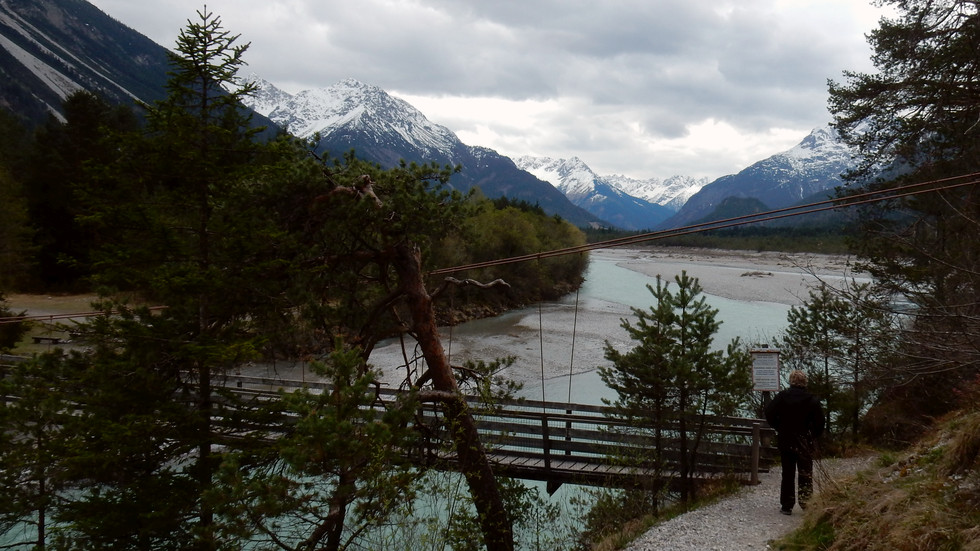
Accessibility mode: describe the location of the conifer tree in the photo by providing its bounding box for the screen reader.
[22,92,139,289]
[55,9,272,548]
[0,111,32,291]
[781,282,896,440]
[0,354,71,550]
[828,0,980,427]
[600,271,752,502]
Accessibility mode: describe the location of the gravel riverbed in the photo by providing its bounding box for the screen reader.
[624,456,874,551]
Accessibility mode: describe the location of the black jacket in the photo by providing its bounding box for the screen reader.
[764,385,825,451]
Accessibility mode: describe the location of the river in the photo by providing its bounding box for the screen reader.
[2,247,850,549]
[370,248,799,404]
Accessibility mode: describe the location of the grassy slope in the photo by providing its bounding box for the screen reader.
[775,408,980,551]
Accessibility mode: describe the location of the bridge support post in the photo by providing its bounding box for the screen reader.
[750,422,761,485]
[565,409,572,456]
[541,413,565,495]
[541,412,551,472]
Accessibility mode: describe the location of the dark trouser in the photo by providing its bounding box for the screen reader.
[779,445,814,510]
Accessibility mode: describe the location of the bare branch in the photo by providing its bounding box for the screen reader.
[315,174,383,208]
[431,276,511,299]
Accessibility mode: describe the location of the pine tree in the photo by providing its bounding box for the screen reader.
[600,271,752,502]
[0,355,72,550]
[55,9,272,548]
[22,92,139,289]
[780,282,897,440]
[828,0,980,428]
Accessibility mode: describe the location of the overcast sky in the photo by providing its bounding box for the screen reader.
[87,0,888,181]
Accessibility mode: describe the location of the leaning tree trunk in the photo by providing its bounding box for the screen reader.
[392,241,514,551]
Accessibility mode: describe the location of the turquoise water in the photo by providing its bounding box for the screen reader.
[432,251,792,405]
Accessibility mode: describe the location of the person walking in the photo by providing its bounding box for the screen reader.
[764,369,824,515]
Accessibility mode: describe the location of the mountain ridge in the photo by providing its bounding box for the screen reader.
[241,76,605,227]
[662,125,856,228]
[0,0,861,232]
[514,155,677,231]
[0,0,170,124]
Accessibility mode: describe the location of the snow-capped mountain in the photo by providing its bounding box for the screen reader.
[246,76,460,162]
[605,174,708,212]
[241,78,604,227]
[515,156,675,231]
[663,126,857,228]
[244,75,294,118]
[1,0,861,233]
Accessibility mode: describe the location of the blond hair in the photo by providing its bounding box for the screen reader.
[789,370,808,387]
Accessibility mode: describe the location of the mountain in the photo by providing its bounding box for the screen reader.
[515,156,675,231]
[242,77,605,227]
[662,126,856,228]
[0,0,171,125]
[0,0,858,232]
[605,174,708,212]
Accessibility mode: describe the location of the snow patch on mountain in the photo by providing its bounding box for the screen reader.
[0,28,80,103]
[242,76,460,161]
[779,125,853,168]
[516,156,704,212]
[516,156,600,201]
[664,125,858,228]
[606,174,709,212]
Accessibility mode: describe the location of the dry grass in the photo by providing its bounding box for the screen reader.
[943,412,980,476]
[775,410,980,551]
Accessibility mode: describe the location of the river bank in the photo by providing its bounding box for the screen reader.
[5,247,860,396]
[605,245,861,304]
[369,246,860,399]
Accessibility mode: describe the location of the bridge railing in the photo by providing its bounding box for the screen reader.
[223,374,777,489]
[2,359,777,489]
[432,396,775,485]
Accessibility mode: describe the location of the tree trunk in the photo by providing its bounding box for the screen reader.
[392,242,514,551]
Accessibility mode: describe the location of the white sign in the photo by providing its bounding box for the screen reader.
[751,349,780,392]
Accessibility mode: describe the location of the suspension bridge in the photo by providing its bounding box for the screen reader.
[224,373,777,493]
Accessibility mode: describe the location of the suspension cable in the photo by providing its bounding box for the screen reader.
[2,172,978,325]
[428,171,980,275]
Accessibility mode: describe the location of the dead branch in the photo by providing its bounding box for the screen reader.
[315,174,383,208]
[416,389,463,405]
[431,276,511,299]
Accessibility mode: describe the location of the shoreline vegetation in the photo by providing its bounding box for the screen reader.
[5,245,858,355]
[5,246,857,330]
[11,246,976,551]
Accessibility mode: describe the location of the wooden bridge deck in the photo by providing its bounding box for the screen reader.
[225,374,778,492]
[2,353,778,492]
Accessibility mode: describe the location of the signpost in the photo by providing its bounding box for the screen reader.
[750,346,781,392]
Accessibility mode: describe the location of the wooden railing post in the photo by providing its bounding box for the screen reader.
[565,409,572,456]
[751,422,761,485]
[541,412,551,472]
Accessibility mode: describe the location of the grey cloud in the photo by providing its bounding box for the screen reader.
[88,0,882,179]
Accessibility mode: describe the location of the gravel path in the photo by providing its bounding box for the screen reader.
[623,456,874,551]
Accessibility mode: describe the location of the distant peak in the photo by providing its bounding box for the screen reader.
[335,77,372,90]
